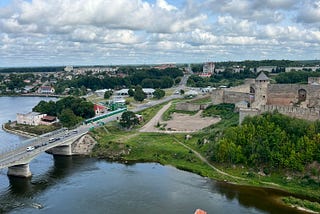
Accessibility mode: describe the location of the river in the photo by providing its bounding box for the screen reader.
[0,96,307,214]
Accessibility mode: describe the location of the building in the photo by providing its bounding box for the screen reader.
[17,112,45,125]
[38,86,55,94]
[200,62,215,77]
[94,104,106,115]
[211,72,320,123]
[114,88,155,97]
[285,66,320,72]
[256,66,277,73]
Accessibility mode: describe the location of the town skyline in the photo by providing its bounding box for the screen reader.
[0,0,320,67]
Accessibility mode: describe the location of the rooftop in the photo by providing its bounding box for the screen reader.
[256,72,269,81]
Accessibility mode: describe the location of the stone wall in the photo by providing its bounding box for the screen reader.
[240,105,320,124]
[72,134,97,155]
[260,105,320,121]
[223,91,250,103]
[239,108,260,124]
[175,102,210,111]
[267,84,320,108]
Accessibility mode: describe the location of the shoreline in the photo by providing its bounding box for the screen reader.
[2,123,38,138]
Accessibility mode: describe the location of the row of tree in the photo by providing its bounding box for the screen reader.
[187,70,256,87]
[33,96,95,127]
[211,112,320,172]
[275,71,320,84]
[55,67,183,94]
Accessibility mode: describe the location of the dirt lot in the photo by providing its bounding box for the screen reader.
[140,102,221,133]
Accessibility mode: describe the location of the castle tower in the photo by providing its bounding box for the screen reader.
[251,72,269,108]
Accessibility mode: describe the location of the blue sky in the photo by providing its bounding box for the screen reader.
[0,0,320,67]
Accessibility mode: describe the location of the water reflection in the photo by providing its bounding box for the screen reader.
[213,181,306,214]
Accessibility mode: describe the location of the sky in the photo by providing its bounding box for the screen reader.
[0,0,320,67]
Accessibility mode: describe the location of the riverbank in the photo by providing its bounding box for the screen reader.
[90,101,320,213]
[91,126,320,213]
[2,123,37,138]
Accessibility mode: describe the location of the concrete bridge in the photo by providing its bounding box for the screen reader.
[0,125,95,178]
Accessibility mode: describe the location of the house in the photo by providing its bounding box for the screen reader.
[94,104,106,115]
[40,115,57,125]
[256,66,277,73]
[142,88,155,97]
[17,112,46,126]
[38,86,55,94]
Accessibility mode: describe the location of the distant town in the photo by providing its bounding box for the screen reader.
[1,60,320,97]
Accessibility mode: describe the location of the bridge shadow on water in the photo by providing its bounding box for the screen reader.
[0,155,95,213]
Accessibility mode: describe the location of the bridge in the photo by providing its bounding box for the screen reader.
[0,76,187,178]
[0,109,127,178]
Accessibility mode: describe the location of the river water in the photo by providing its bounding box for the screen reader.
[0,96,307,214]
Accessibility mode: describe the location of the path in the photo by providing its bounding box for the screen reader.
[139,102,172,132]
[172,137,246,181]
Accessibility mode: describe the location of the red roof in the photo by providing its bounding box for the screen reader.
[194,209,207,214]
[42,115,56,122]
[94,104,105,111]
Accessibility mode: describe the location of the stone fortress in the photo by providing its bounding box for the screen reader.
[211,72,320,123]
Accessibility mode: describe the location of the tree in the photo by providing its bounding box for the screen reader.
[119,111,139,129]
[134,86,146,102]
[128,88,135,97]
[58,108,82,128]
[153,88,165,99]
[104,90,113,99]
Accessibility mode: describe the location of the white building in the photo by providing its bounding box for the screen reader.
[17,112,46,126]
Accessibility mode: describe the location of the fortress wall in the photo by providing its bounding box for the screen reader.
[175,103,210,111]
[260,105,320,121]
[211,89,224,105]
[223,91,250,104]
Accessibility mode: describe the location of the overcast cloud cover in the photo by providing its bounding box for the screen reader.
[0,0,319,67]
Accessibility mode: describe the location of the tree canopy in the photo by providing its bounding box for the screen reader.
[119,111,139,129]
[211,112,320,172]
[33,96,95,127]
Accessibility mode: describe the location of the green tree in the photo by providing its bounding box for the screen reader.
[153,88,165,99]
[104,90,113,99]
[128,88,135,97]
[134,86,146,102]
[119,111,139,129]
[58,108,82,128]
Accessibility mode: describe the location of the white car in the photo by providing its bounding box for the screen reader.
[26,146,35,152]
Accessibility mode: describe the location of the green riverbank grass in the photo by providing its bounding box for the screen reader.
[283,196,320,213]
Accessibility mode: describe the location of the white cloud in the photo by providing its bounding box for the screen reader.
[0,0,319,66]
[297,0,320,24]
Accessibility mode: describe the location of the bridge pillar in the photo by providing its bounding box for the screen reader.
[47,145,72,156]
[7,163,32,178]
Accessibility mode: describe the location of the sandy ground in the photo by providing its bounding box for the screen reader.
[140,102,221,133]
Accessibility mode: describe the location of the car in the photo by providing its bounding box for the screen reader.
[26,146,35,152]
[72,130,78,134]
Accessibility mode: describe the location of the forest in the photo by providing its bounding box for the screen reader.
[210,112,320,174]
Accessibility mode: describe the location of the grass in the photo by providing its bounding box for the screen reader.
[5,122,61,135]
[91,128,221,178]
[282,196,320,213]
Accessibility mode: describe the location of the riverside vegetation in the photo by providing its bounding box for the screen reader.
[90,102,320,212]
